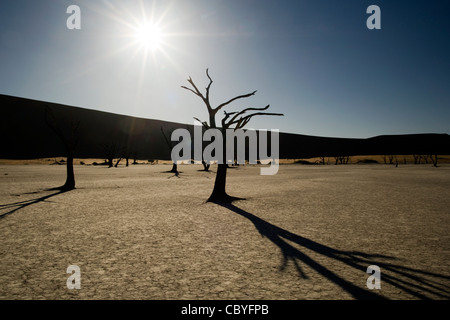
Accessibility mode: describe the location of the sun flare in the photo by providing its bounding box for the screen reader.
[134,23,162,50]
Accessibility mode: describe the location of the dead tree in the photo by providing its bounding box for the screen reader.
[193,123,212,171]
[132,151,139,165]
[201,160,211,171]
[121,146,131,167]
[103,143,117,168]
[44,107,79,191]
[430,154,438,167]
[161,127,178,174]
[388,155,395,165]
[125,152,131,167]
[182,68,283,202]
[114,157,122,168]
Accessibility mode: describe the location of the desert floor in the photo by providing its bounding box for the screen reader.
[0,163,449,300]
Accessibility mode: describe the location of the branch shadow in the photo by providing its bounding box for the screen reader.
[0,189,69,220]
[215,201,450,300]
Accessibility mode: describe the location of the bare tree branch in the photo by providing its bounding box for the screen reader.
[193,117,210,129]
[45,107,64,140]
[45,107,80,150]
[181,75,213,112]
[228,105,270,126]
[180,85,200,97]
[160,127,172,148]
[216,90,257,113]
[205,68,213,104]
[224,111,284,130]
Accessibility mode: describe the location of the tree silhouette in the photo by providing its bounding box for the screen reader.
[161,127,179,174]
[103,142,117,168]
[430,154,438,167]
[44,107,79,191]
[182,68,283,202]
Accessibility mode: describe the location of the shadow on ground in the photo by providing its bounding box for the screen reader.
[215,201,450,300]
[0,189,69,219]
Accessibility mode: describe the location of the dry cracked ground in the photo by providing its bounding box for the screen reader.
[0,163,449,300]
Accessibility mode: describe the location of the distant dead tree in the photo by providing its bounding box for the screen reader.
[430,154,438,167]
[382,155,395,164]
[201,160,211,171]
[334,156,339,165]
[121,140,138,167]
[114,156,122,168]
[334,155,350,165]
[103,142,117,168]
[319,156,327,165]
[44,107,79,191]
[124,149,131,167]
[161,127,179,174]
[388,155,395,165]
[182,68,283,202]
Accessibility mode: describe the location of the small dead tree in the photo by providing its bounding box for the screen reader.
[319,156,326,165]
[122,146,132,167]
[182,68,283,202]
[430,154,438,167]
[388,155,395,165]
[114,156,122,168]
[201,160,211,171]
[161,127,179,174]
[124,151,131,167]
[103,142,117,168]
[44,107,79,191]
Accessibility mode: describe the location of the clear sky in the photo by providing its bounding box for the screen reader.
[1,0,449,138]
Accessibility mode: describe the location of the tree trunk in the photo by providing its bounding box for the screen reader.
[202,160,210,171]
[208,163,228,202]
[432,154,438,167]
[62,154,75,190]
[170,163,178,173]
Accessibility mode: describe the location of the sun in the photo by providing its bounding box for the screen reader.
[134,22,163,50]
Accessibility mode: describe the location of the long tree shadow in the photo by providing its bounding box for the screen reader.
[216,201,450,300]
[0,189,69,220]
